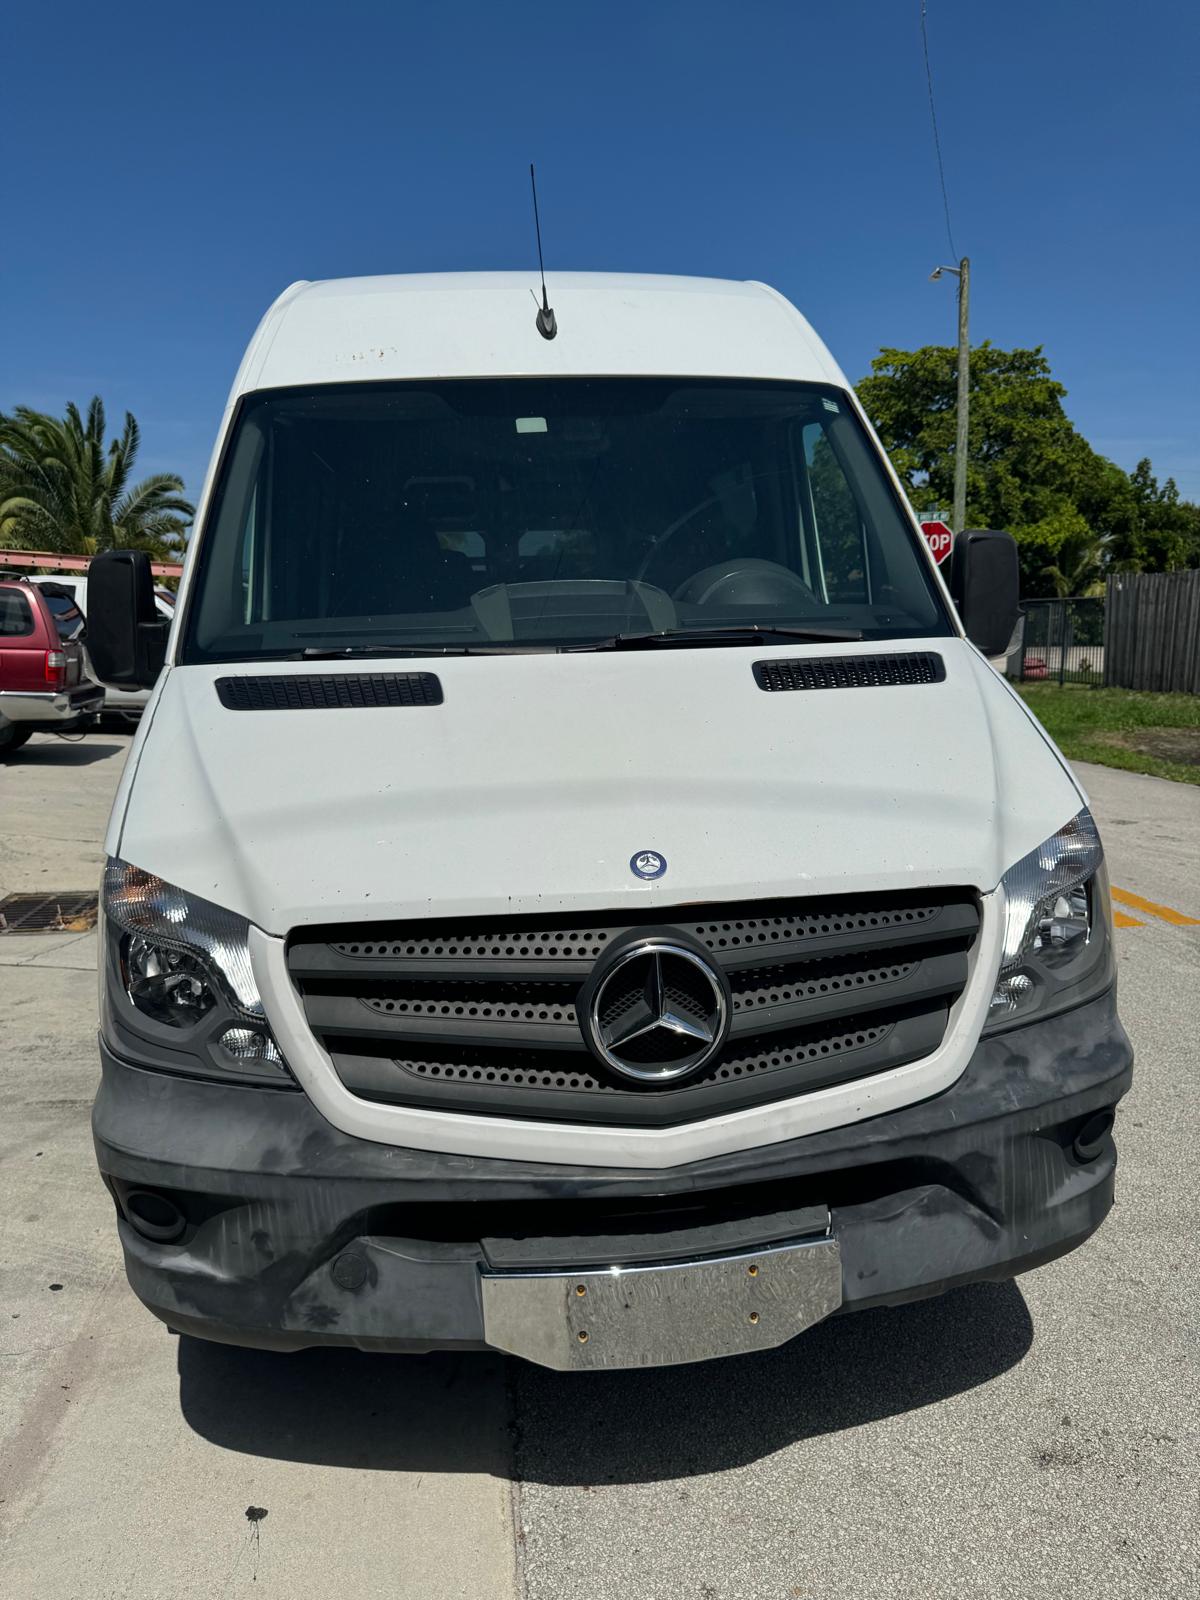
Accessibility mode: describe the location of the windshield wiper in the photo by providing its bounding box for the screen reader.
[299,643,512,659]
[564,624,863,653]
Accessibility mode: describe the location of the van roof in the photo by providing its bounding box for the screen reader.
[235,272,849,395]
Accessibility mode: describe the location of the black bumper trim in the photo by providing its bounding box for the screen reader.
[93,988,1133,1356]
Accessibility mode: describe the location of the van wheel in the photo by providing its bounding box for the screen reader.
[0,723,33,757]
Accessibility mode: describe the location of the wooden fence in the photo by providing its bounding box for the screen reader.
[1104,569,1200,692]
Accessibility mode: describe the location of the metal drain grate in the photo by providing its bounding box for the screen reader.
[0,892,99,934]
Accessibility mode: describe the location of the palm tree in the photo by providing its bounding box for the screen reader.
[0,398,193,559]
[1040,529,1110,598]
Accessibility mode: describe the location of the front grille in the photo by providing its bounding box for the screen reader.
[287,891,979,1127]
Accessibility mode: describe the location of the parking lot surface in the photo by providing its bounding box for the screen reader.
[1,733,1197,1598]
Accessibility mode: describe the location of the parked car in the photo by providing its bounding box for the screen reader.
[28,573,173,724]
[87,272,1131,1370]
[0,579,103,755]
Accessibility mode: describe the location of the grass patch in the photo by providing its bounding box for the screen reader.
[1016,685,1200,785]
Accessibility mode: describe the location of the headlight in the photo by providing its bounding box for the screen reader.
[123,935,219,1027]
[102,859,291,1083]
[984,807,1114,1033]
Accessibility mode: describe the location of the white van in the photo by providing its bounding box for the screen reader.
[87,273,1131,1370]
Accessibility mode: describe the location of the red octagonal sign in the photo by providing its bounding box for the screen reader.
[920,520,954,565]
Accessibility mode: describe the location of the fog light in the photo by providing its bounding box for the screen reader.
[124,1189,186,1243]
[1072,1109,1115,1163]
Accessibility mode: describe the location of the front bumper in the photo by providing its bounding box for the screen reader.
[0,683,103,725]
[93,988,1133,1364]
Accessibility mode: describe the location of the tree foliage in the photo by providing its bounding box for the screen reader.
[857,345,1200,597]
[0,398,193,560]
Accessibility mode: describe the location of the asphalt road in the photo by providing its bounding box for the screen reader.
[1,733,1196,1598]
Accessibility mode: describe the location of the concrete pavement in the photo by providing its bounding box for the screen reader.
[1,733,1196,1598]
[0,734,519,1600]
[511,761,1200,1600]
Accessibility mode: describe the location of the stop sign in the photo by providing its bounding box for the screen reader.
[920,520,954,565]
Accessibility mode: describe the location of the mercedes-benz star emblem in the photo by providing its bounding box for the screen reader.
[630,850,667,880]
[584,939,730,1083]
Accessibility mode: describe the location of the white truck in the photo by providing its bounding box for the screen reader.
[86,272,1131,1369]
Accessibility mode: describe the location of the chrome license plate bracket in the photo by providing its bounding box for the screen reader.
[480,1236,842,1371]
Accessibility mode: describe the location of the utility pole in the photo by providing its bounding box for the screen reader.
[930,256,971,533]
[953,256,970,535]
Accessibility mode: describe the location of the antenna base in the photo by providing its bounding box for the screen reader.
[536,304,557,341]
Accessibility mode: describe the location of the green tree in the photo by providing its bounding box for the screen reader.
[1111,459,1200,572]
[0,398,193,558]
[856,344,1198,597]
[808,433,867,596]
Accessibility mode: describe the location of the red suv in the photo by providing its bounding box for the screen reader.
[0,579,104,756]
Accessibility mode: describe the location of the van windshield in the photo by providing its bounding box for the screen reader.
[182,378,952,661]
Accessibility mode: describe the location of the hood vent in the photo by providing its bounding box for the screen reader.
[753,652,945,693]
[216,672,444,711]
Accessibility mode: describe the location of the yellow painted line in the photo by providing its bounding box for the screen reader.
[1113,911,1144,928]
[1111,886,1200,927]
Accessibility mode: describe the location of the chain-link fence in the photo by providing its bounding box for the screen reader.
[1006,598,1106,686]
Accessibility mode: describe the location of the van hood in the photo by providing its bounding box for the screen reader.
[113,641,1082,935]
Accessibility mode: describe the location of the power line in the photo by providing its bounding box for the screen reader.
[920,0,959,262]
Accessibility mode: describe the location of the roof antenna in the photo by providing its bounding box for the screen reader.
[529,163,557,340]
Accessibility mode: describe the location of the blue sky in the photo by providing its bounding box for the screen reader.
[4,0,1197,506]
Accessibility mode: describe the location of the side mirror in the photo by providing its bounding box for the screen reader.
[87,550,170,690]
[949,529,1021,657]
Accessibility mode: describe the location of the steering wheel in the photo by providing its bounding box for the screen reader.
[634,495,821,608]
[631,496,725,591]
[672,558,820,608]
